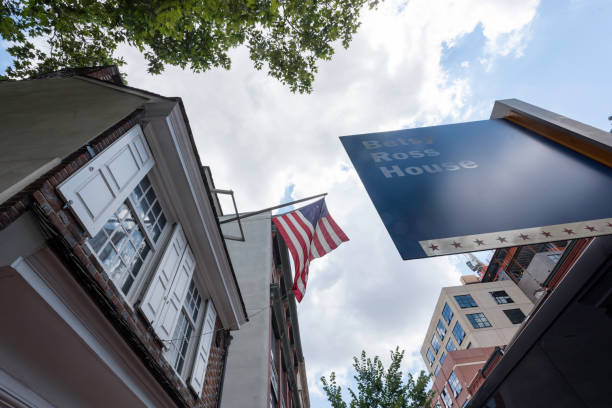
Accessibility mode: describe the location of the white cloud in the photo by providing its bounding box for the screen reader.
[120,0,539,405]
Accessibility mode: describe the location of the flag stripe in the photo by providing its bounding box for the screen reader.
[309,238,322,258]
[283,213,309,269]
[326,214,349,242]
[294,211,314,240]
[273,217,302,286]
[315,224,332,254]
[321,217,342,248]
[287,212,312,258]
[276,215,305,272]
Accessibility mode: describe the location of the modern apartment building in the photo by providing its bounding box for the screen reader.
[420,280,533,378]
[0,66,248,406]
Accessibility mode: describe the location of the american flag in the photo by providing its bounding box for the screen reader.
[273,198,349,302]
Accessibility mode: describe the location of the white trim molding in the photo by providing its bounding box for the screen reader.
[141,101,246,329]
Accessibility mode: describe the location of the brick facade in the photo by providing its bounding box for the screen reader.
[1,110,229,407]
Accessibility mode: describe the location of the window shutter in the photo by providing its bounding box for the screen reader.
[139,224,187,328]
[153,245,196,341]
[189,300,217,396]
[57,125,154,236]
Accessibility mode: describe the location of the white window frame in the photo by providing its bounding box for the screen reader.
[164,278,206,380]
[87,170,174,304]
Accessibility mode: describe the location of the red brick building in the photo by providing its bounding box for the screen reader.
[432,347,498,408]
[0,66,248,406]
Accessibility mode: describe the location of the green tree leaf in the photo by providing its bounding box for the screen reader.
[0,0,380,92]
[321,347,435,408]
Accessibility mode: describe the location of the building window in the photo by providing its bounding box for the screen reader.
[440,352,446,365]
[503,308,526,324]
[431,334,441,354]
[442,303,454,325]
[130,177,168,242]
[434,365,441,377]
[440,386,453,408]
[466,312,492,329]
[446,338,456,352]
[426,348,435,366]
[547,252,562,263]
[490,290,513,304]
[454,294,478,308]
[166,278,202,376]
[437,319,447,340]
[89,203,151,295]
[88,176,168,296]
[449,371,462,397]
[452,321,465,345]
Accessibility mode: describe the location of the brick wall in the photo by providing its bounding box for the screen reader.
[201,318,231,408]
[2,110,228,407]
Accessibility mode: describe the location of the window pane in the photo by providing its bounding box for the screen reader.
[152,225,162,241]
[88,201,152,296]
[452,321,465,345]
[466,312,492,328]
[454,294,478,308]
[185,280,202,322]
[449,371,462,397]
[431,334,441,354]
[116,204,129,220]
[503,308,526,324]
[434,365,441,377]
[145,188,156,206]
[158,213,167,230]
[131,185,143,200]
[437,320,447,340]
[109,261,129,287]
[89,228,107,252]
[442,303,454,325]
[140,176,151,191]
[426,348,435,365]
[440,352,446,365]
[446,339,456,352]
[99,244,119,269]
[490,290,514,304]
[133,176,167,243]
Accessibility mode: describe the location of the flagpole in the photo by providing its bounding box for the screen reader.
[218,193,328,225]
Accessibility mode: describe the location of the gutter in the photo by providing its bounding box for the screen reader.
[172,97,249,324]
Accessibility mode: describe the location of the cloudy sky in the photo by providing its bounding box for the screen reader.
[3,0,612,406]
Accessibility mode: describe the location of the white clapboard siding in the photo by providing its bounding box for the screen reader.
[189,300,217,396]
[57,125,154,236]
[153,245,196,341]
[139,224,187,328]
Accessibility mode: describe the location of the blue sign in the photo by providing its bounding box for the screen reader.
[340,119,612,260]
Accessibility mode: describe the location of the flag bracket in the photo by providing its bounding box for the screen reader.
[211,188,246,241]
[219,193,328,225]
